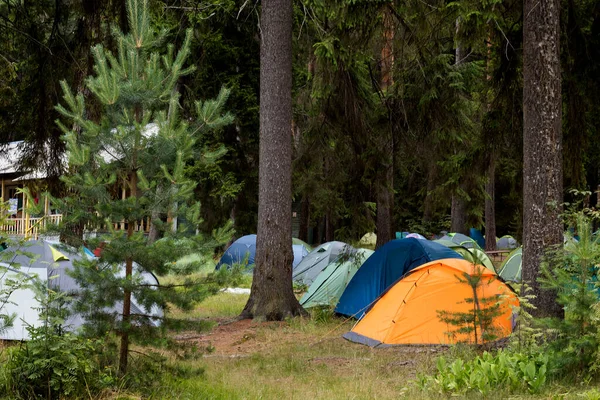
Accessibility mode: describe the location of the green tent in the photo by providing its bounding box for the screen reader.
[434,239,496,272]
[300,248,374,309]
[498,247,522,282]
[440,233,483,250]
[292,238,312,252]
[359,232,377,248]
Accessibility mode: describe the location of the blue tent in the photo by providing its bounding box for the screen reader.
[469,228,485,249]
[335,238,463,318]
[216,234,308,270]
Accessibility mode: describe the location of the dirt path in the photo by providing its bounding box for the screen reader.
[178,319,288,356]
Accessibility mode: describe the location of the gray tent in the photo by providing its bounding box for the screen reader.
[0,240,162,340]
[497,235,518,250]
[292,241,350,285]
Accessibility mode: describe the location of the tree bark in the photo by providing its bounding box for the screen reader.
[451,194,468,234]
[522,0,563,318]
[241,0,305,320]
[375,8,395,250]
[381,7,394,91]
[450,18,468,235]
[376,162,394,249]
[485,155,497,251]
[119,171,136,375]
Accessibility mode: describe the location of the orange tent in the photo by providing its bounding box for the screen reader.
[343,258,518,346]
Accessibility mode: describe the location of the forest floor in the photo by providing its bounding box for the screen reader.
[140,292,600,400]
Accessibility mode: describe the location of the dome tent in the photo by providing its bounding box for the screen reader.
[359,232,377,248]
[216,234,308,271]
[292,241,349,285]
[434,239,496,272]
[292,238,312,252]
[215,234,257,269]
[343,258,518,346]
[497,235,518,250]
[0,240,162,340]
[335,238,463,318]
[300,248,374,309]
[440,232,482,250]
[498,247,522,282]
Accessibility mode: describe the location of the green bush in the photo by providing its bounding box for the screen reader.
[1,326,115,399]
[418,350,549,395]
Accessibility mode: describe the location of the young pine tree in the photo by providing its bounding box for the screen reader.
[437,265,505,345]
[55,0,233,374]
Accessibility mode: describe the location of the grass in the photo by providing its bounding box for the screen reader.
[154,317,439,399]
[147,288,600,400]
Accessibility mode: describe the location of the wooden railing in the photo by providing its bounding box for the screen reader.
[0,214,63,239]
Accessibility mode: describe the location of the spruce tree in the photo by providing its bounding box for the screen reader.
[55,0,233,374]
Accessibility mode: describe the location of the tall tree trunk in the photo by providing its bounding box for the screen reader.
[451,18,468,235]
[375,9,395,250]
[381,7,394,91]
[451,194,468,234]
[376,162,394,249]
[298,196,310,243]
[522,0,563,318]
[241,0,305,320]
[485,155,497,251]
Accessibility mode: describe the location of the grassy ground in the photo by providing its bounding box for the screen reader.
[145,292,600,400]
[153,293,439,399]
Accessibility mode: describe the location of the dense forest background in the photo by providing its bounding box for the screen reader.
[1,0,599,245]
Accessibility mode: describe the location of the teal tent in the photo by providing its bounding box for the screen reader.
[498,247,522,282]
[434,239,496,272]
[300,248,374,309]
[293,241,349,285]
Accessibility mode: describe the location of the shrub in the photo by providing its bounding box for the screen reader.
[418,350,549,395]
[2,326,114,399]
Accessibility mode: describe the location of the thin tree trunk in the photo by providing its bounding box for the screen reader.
[375,8,395,250]
[522,0,563,318]
[485,156,497,251]
[119,171,136,375]
[376,163,393,249]
[241,0,305,320]
[451,17,468,235]
[381,7,394,91]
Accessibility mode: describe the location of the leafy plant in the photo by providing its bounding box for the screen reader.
[1,284,114,399]
[418,350,549,395]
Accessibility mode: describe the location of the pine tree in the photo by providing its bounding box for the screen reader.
[54,0,233,374]
[437,265,505,345]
